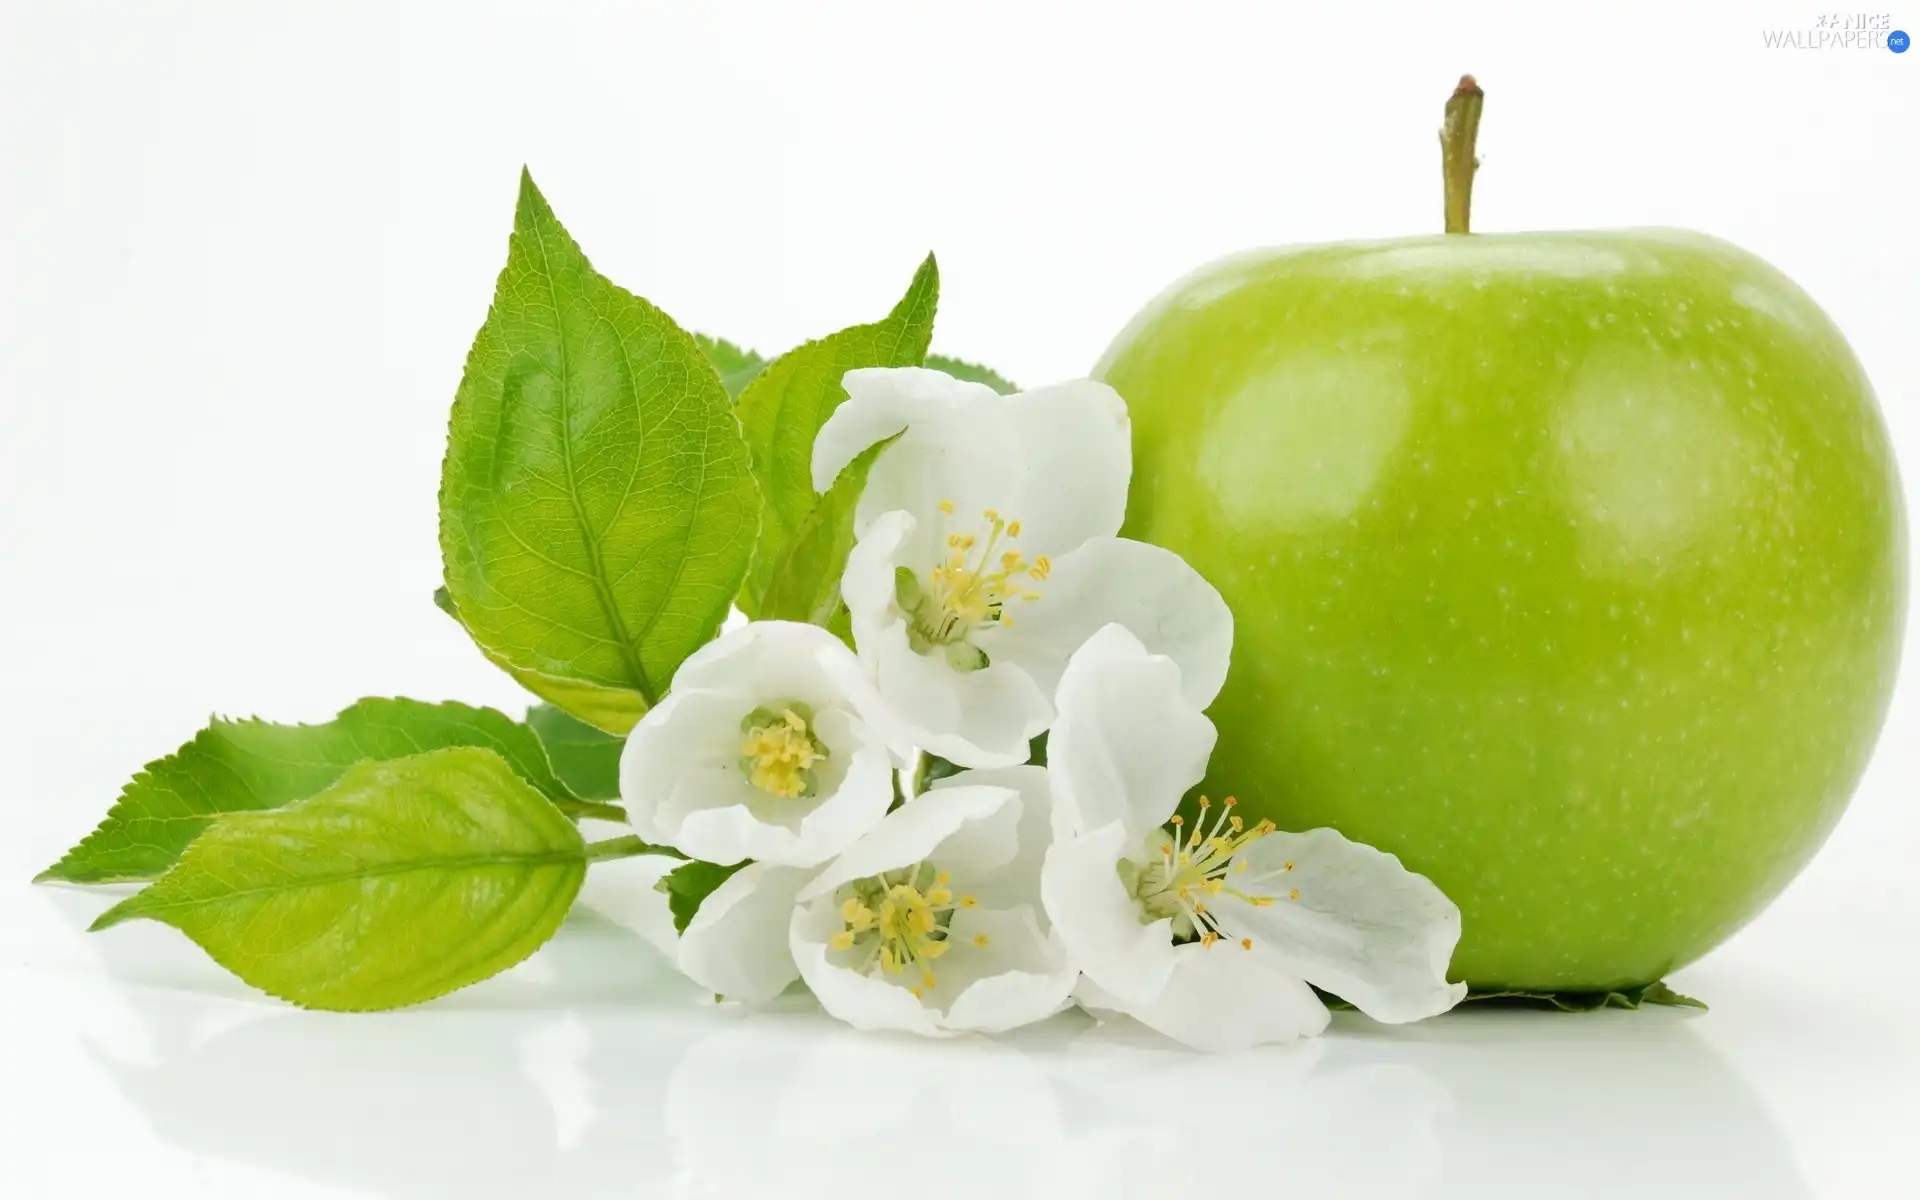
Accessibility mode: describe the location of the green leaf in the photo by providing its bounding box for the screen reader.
[38,699,577,885]
[585,833,682,863]
[735,255,937,614]
[925,353,1016,394]
[90,747,587,1012]
[1459,981,1708,1012]
[1316,980,1706,1013]
[1634,981,1709,1009]
[695,333,767,398]
[439,169,759,732]
[656,859,747,934]
[757,433,899,629]
[526,703,624,801]
[436,588,648,734]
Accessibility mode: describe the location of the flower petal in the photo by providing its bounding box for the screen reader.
[839,508,916,652]
[980,536,1234,709]
[619,687,751,849]
[939,905,1077,1033]
[1076,946,1331,1053]
[997,378,1131,553]
[790,895,947,1037]
[811,366,1002,492]
[1219,827,1467,1024]
[798,783,1019,903]
[1040,821,1176,1006]
[651,761,770,863]
[1045,623,1216,843]
[669,618,862,699]
[931,764,1053,911]
[812,368,1013,536]
[622,619,893,865]
[676,861,817,1003]
[869,621,1052,768]
[842,510,1052,768]
[670,720,894,868]
[813,370,1131,560]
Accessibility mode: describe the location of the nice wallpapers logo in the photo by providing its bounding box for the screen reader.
[1762,13,1909,50]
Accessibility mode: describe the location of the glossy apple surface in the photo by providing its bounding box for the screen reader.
[1095,230,1906,989]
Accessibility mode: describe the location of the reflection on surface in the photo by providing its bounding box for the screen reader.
[87,903,699,1198]
[75,879,1811,1200]
[1338,1011,1813,1198]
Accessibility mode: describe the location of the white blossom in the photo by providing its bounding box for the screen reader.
[814,367,1232,768]
[1040,625,1467,1052]
[619,620,894,869]
[788,767,1076,1035]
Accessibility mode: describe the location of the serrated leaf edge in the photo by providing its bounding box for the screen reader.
[37,698,584,885]
[437,168,757,717]
[88,749,589,1012]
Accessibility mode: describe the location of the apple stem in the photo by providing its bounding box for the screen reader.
[1441,74,1483,234]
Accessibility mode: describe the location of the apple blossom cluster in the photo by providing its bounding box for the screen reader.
[618,368,1467,1051]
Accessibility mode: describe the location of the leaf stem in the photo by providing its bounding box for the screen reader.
[557,798,630,823]
[1440,74,1484,234]
[584,834,682,863]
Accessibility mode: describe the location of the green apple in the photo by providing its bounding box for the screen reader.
[1093,87,1906,990]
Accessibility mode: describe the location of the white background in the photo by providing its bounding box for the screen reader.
[2,2,1914,1196]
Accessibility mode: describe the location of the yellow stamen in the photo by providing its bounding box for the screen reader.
[1134,793,1290,948]
[739,707,824,799]
[907,508,1043,651]
[828,864,991,996]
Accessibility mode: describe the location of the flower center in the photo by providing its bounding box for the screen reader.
[737,703,828,800]
[1119,796,1285,950]
[894,503,1049,672]
[828,862,986,997]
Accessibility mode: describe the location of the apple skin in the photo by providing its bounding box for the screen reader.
[1095,230,1906,990]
